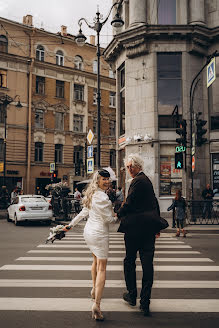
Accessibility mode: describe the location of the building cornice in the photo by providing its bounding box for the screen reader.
[104,24,219,61]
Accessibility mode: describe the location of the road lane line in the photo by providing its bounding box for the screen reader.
[16,257,213,262]
[37,244,192,249]
[28,250,200,254]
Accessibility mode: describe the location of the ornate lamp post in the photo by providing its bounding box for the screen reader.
[0,94,22,186]
[75,1,124,168]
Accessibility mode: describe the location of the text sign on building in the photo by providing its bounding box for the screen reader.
[87,129,94,145]
[87,158,94,174]
[87,145,93,158]
[207,57,216,88]
[50,163,55,173]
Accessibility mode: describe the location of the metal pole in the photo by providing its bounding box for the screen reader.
[3,104,7,186]
[96,13,101,169]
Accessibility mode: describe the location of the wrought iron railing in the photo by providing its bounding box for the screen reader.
[186,200,219,225]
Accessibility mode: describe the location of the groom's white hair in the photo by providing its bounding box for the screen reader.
[124,153,144,170]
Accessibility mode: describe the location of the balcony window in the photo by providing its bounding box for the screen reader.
[0,70,7,88]
[35,142,44,162]
[56,80,64,98]
[55,144,63,164]
[36,45,45,61]
[0,35,8,53]
[73,114,83,132]
[56,50,64,66]
[74,84,84,101]
[55,112,64,131]
[35,109,44,128]
[36,76,45,95]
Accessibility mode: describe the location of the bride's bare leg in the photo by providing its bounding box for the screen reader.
[95,258,107,305]
[91,254,97,298]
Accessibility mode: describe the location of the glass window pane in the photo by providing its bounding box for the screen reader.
[158,0,176,24]
[158,79,181,114]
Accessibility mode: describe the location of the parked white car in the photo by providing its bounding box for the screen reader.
[7,195,53,225]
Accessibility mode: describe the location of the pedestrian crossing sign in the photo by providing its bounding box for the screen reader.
[207,57,216,88]
[87,158,94,174]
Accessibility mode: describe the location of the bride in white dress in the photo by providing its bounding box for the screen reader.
[64,169,116,321]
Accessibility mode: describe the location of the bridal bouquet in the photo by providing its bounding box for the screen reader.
[45,224,66,244]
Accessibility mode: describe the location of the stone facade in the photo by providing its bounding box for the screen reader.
[0,15,116,194]
[105,0,219,213]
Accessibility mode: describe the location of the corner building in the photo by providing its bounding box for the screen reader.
[104,0,219,213]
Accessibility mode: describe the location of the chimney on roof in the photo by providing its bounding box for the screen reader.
[90,35,95,45]
[61,25,67,36]
[23,15,33,26]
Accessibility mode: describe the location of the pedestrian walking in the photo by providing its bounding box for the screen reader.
[64,169,116,321]
[167,190,186,237]
[117,153,167,317]
[73,187,81,214]
[201,184,214,220]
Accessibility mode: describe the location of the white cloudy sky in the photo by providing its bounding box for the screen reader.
[0,0,115,46]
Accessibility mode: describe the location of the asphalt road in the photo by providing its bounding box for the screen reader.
[0,218,219,328]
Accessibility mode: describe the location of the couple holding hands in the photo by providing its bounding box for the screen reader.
[64,153,167,321]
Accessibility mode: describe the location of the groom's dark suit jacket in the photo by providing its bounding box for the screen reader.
[117,172,161,235]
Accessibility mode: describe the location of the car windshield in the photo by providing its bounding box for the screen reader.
[21,197,46,203]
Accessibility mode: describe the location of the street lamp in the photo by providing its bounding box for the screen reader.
[75,1,124,169]
[0,94,23,187]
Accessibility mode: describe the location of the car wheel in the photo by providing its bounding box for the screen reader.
[14,214,20,226]
[45,220,52,225]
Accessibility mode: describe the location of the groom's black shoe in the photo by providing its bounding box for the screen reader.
[123,292,136,306]
[140,303,151,317]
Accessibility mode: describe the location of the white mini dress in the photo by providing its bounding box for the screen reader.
[69,189,116,259]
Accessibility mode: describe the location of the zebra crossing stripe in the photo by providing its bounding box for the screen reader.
[16,257,213,262]
[0,279,218,288]
[1,265,218,271]
[37,244,192,249]
[28,250,200,254]
[55,240,185,244]
[0,298,218,312]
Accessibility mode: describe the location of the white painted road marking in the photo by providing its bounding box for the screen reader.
[16,257,213,262]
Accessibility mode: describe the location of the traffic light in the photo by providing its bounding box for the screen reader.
[175,152,183,169]
[51,170,58,183]
[196,119,207,147]
[176,119,187,147]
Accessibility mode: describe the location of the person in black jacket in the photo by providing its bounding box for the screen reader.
[201,184,214,219]
[117,153,161,317]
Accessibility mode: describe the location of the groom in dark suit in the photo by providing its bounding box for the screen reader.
[117,153,160,316]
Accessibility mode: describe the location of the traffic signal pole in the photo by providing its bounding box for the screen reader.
[189,51,218,203]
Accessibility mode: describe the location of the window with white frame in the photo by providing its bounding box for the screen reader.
[73,114,83,132]
[55,112,64,131]
[36,45,45,61]
[158,0,176,24]
[35,142,44,162]
[0,69,7,88]
[93,60,97,74]
[0,35,8,53]
[56,50,64,66]
[56,80,64,98]
[109,92,116,107]
[55,144,63,164]
[74,55,83,70]
[74,84,84,101]
[35,109,44,128]
[36,76,45,94]
[93,88,102,105]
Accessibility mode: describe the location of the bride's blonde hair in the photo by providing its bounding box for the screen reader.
[82,171,101,209]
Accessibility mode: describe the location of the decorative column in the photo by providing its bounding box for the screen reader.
[129,0,147,27]
[189,0,205,25]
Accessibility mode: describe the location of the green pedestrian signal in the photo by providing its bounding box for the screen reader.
[175,152,183,169]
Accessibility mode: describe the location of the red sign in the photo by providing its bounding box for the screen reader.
[192,156,195,172]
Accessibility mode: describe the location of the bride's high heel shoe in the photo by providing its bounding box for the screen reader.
[90,287,95,300]
[91,303,104,321]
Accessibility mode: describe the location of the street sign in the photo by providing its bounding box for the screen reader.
[87,158,94,174]
[50,162,55,173]
[192,155,195,172]
[207,57,216,88]
[87,129,94,144]
[87,145,93,158]
[0,162,3,172]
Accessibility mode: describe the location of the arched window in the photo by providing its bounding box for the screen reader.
[93,60,97,74]
[56,50,64,66]
[36,45,45,61]
[0,35,8,53]
[74,55,83,70]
